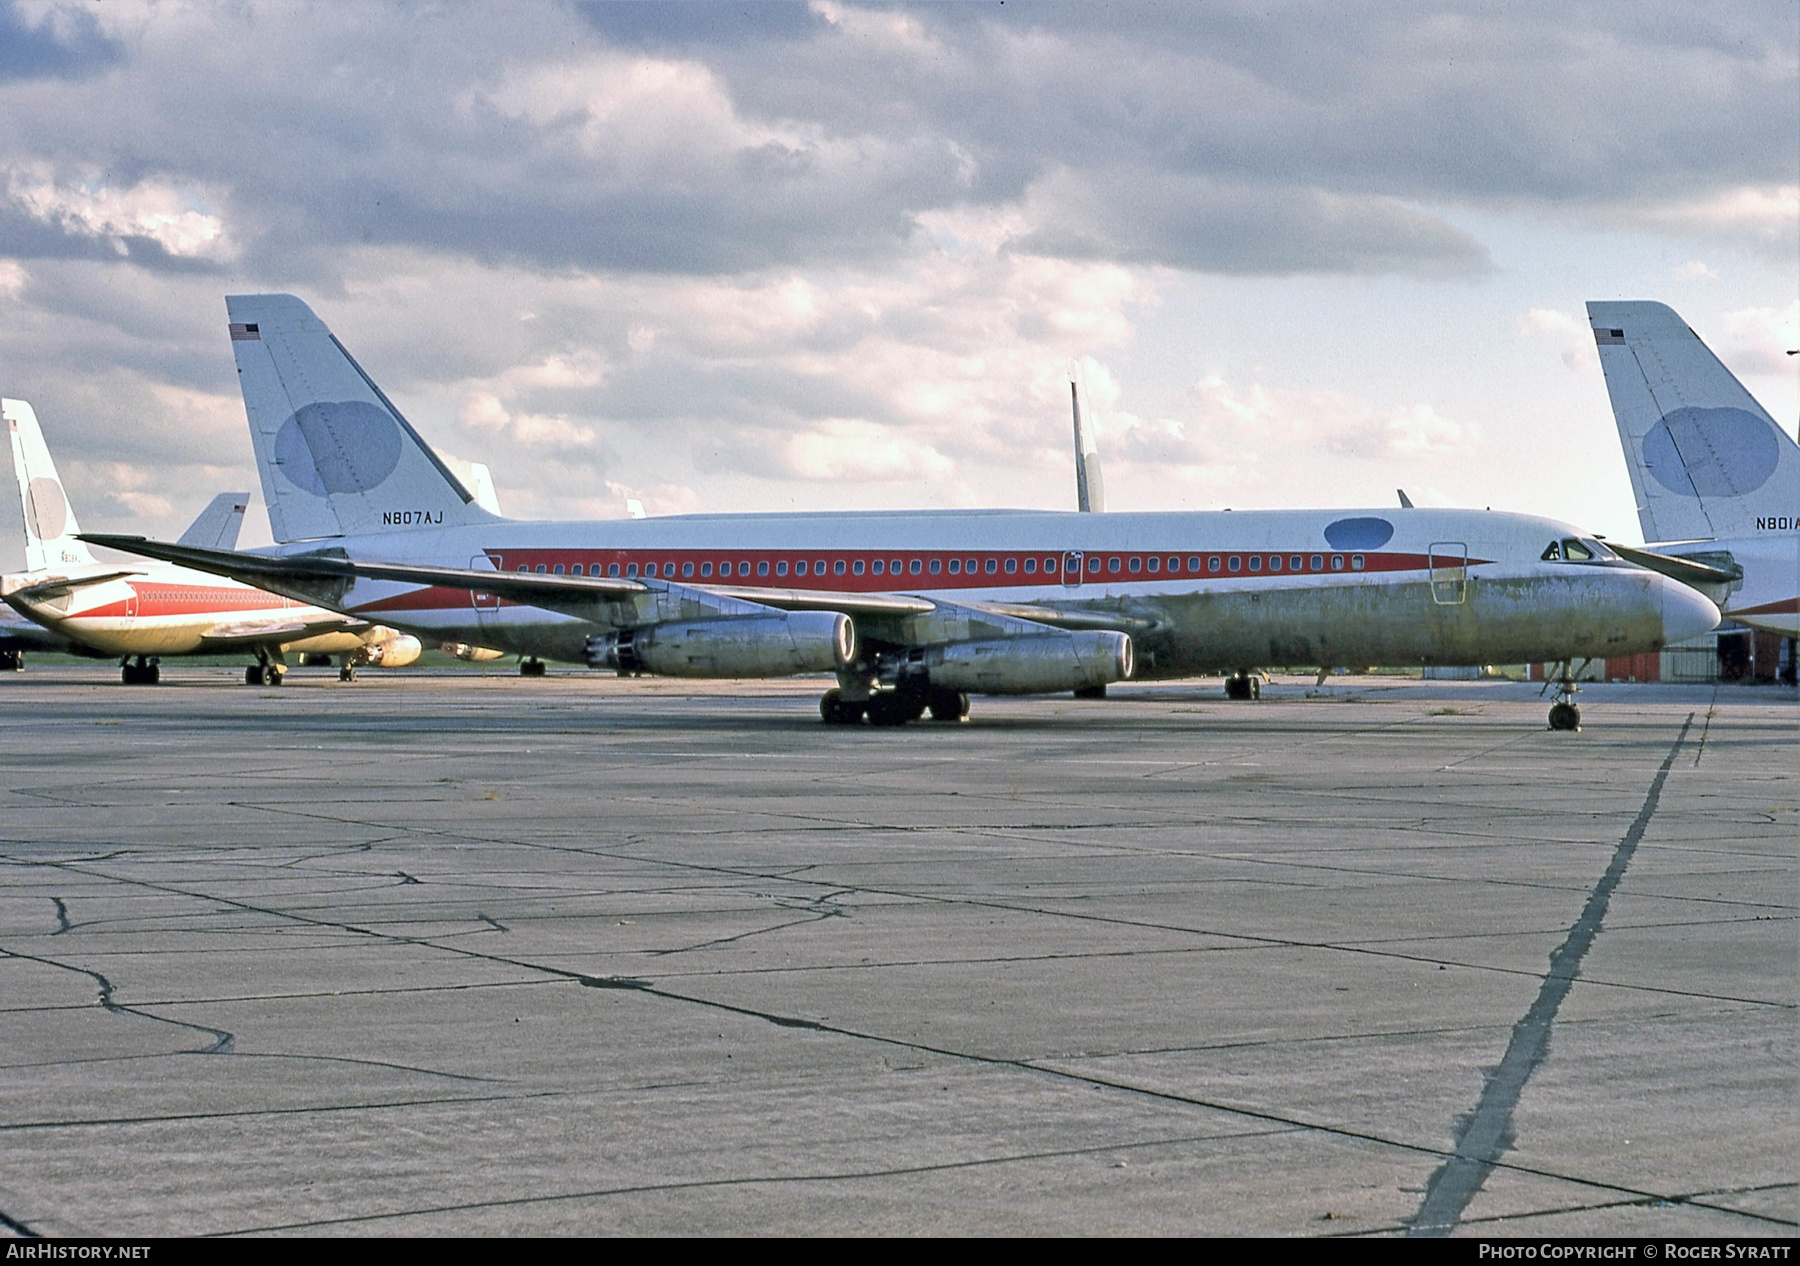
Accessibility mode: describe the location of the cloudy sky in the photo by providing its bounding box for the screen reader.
[0,0,1794,557]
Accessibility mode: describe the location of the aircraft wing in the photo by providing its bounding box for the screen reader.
[1606,542,1742,589]
[197,615,366,652]
[4,570,142,604]
[80,535,651,605]
[696,584,935,616]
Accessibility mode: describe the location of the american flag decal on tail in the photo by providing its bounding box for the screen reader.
[229,323,260,341]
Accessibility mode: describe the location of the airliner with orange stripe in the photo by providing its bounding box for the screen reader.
[90,294,1720,727]
[3,398,423,685]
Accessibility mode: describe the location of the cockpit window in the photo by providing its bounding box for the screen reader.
[1561,538,1594,561]
[1541,541,1561,561]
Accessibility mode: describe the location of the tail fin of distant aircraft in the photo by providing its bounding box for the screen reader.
[1587,300,1799,543]
[1070,369,1105,513]
[3,398,95,571]
[176,492,250,550]
[225,294,503,542]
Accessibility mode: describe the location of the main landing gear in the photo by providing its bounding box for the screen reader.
[519,657,547,677]
[244,650,285,686]
[1544,660,1583,732]
[1224,672,1261,701]
[121,656,160,685]
[0,650,22,672]
[820,687,969,727]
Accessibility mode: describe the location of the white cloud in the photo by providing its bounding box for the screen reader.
[1719,301,1800,376]
[5,165,235,261]
[1673,260,1719,281]
[1519,306,1599,375]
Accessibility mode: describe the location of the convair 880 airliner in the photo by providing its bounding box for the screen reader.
[90,295,1719,729]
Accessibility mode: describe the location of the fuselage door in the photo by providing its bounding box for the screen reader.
[1428,542,1468,605]
[469,555,501,623]
[1063,551,1084,588]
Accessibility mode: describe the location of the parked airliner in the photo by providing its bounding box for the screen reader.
[89,295,1718,728]
[3,398,424,684]
[1588,300,1799,641]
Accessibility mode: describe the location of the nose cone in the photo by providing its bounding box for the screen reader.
[1660,577,1721,646]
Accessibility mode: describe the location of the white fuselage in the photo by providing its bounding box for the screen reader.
[1644,531,1800,638]
[252,505,1718,673]
[2,560,375,658]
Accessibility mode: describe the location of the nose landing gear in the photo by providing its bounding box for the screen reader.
[121,656,160,685]
[1543,660,1583,731]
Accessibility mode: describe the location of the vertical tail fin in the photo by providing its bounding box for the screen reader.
[3,399,94,571]
[1587,300,1799,543]
[175,492,251,550]
[225,294,502,542]
[1070,368,1105,513]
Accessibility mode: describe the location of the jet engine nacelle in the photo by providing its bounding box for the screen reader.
[585,611,855,678]
[363,633,422,667]
[919,631,1132,695]
[441,642,506,662]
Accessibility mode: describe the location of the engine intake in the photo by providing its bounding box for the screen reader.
[585,611,855,678]
[917,631,1132,695]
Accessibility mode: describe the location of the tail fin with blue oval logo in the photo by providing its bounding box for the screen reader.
[1587,300,1799,544]
[4,398,95,572]
[226,294,501,542]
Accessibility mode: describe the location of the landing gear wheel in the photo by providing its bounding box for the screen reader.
[0,650,22,671]
[245,666,261,686]
[1073,685,1107,700]
[520,657,547,677]
[1225,674,1260,701]
[927,688,970,723]
[820,688,866,725]
[123,658,158,686]
[338,665,357,683]
[1548,701,1581,731]
[865,694,915,727]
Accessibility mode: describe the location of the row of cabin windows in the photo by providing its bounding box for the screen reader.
[512,552,1366,579]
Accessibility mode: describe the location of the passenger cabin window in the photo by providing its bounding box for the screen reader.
[682,562,694,578]
[518,565,528,572]
[535,564,547,574]
[911,559,922,574]
[1146,556,1159,572]
[777,560,788,576]
[834,560,846,575]
[1248,556,1262,572]
[700,562,711,577]
[1128,557,1141,573]
[1268,555,1281,571]
[1088,557,1101,572]
[552,564,565,575]
[871,559,883,575]
[1310,554,1323,571]
[853,559,865,575]
[1290,555,1303,571]
[966,558,977,573]
[891,558,902,573]
[1331,555,1344,570]
[1023,557,1036,573]
[795,560,807,575]
[1227,556,1240,572]
[1108,557,1122,573]
[1351,554,1365,570]
[1045,557,1058,572]
[929,559,941,574]
[815,559,826,573]
[948,558,961,574]
[1005,558,1017,573]
[758,560,770,577]
[1208,556,1221,573]
[985,558,997,574]
[626,563,637,577]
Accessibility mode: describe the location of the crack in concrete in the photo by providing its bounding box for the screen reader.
[1406,715,1694,1238]
[0,1207,41,1238]
[49,897,70,935]
[0,947,235,1054]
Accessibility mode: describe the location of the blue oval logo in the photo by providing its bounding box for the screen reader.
[1642,406,1780,498]
[274,401,403,496]
[1323,517,1393,550]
